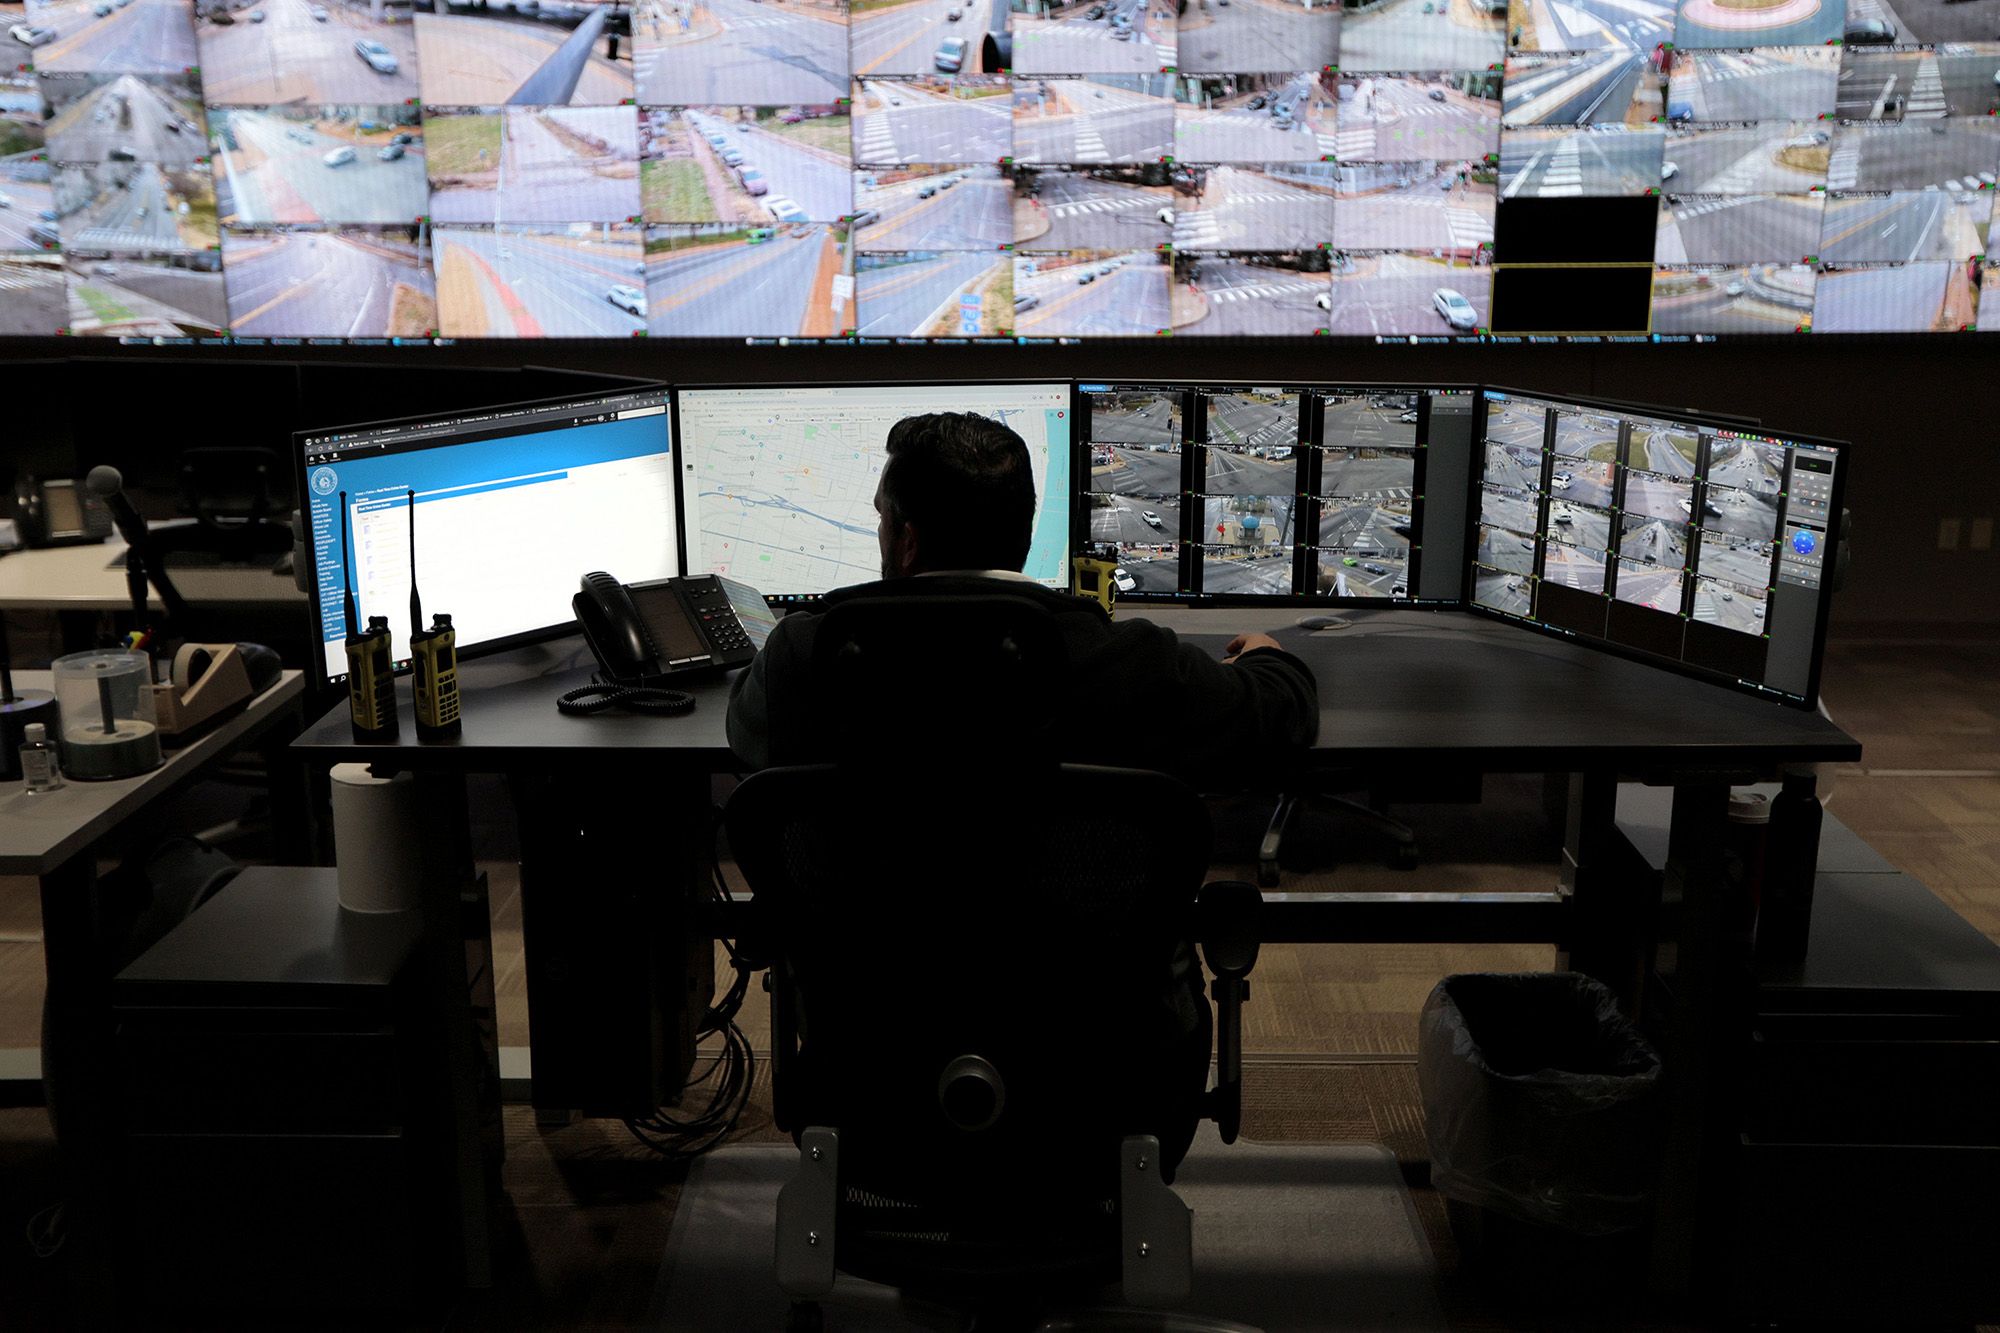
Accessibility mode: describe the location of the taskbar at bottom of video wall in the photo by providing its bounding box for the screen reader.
[44,331,2000,349]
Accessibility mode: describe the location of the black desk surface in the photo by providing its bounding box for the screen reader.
[292,608,1861,773]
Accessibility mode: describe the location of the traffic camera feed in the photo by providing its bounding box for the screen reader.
[856,163,1008,249]
[1312,494,1410,598]
[1174,249,1327,336]
[853,247,1010,335]
[424,105,640,224]
[1086,385,1180,447]
[1,0,1999,339]
[61,249,223,335]
[1468,389,1841,707]
[1090,490,1178,545]
[210,104,425,225]
[646,106,854,226]
[1174,162,1334,252]
[42,71,206,165]
[1013,164,1171,251]
[222,223,433,335]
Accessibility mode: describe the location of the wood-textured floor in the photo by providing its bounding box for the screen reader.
[2,636,1997,1329]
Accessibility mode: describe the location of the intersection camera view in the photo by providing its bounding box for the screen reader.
[1468,389,1840,705]
[2,0,1999,338]
[1087,382,1185,594]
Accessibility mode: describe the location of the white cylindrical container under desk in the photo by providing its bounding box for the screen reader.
[329,763,424,914]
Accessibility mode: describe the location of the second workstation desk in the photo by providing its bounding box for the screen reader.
[291,605,1861,1306]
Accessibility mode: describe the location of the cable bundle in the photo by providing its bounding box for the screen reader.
[622,812,758,1160]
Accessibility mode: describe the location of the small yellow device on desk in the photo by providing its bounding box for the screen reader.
[1072,545,1121,618]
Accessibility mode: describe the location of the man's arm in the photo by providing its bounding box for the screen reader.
[1104,621,1320,753]
[1206,634,1320,747]
[725,618,799,769]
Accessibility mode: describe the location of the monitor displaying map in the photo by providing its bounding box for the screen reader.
[674,381,1074,600]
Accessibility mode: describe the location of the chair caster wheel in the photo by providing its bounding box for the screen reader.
[1393,843,1420,871]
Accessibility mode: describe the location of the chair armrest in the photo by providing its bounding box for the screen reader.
[1197,878,1262,981]
[1196,879,1262,1143]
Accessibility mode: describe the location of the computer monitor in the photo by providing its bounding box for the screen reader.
[1468,387,1845,708]
[1302,385,1478,606]
[1082,381,1192,602]
[674,381,1074,602]
[297,387,679,687]
[1081,381,1480,604]
[1190,385,1308,600]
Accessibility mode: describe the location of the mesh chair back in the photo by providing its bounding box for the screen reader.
[806,592,1069,768]
[727,762,1212,1250]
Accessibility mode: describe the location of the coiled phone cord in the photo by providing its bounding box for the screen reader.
[556,680,696,716]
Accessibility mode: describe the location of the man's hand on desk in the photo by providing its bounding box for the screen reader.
[1222,632,1283,664]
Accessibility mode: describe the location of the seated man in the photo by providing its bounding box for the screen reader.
[726,410,1320,1165]
[727,410,1319,774]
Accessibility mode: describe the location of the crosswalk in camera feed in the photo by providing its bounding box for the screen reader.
[6,0,2000,339]
[1084,382,1184,596]
[1468,389,1841,705]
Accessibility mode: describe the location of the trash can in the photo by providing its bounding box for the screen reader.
[1417,972,1663,1297]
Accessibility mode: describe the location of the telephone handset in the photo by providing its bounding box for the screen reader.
[563,571,765,716]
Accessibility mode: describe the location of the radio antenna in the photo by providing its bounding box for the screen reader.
[407,488,423,640]
[340,490,360,640]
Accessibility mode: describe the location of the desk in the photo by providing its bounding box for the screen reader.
[290,607,1861,1309]
[0,669,306,1319]
[0,539,305,613]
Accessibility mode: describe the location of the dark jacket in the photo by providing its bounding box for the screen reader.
[725,574,1319,1167]
[726,574,1320,777]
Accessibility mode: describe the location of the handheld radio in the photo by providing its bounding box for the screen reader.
[405,489,461,741]
[340,491,398,742]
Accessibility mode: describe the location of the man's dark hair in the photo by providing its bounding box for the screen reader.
[882,412,1038,573]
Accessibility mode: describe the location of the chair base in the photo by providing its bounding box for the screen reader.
[1258,791,1419,888]
[777,1131,1194,1316]
[656,1131,1445,1331]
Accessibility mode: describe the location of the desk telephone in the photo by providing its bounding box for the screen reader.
[562,571,768,716]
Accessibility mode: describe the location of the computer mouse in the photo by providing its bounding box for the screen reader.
[1295,615,1350,631]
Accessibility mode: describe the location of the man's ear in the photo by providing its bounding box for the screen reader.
[892,522,921,576]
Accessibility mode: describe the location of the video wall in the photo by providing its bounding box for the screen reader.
[1,0,1994,341]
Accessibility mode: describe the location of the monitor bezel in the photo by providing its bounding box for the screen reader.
[670,377,1084,604]
[293,382,675,693]
[1465,385,1848,710]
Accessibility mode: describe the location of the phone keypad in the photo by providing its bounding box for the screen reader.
[700,609,752,653]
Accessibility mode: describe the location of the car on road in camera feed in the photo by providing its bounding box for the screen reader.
[1433,288,1478,331]
[355,39,400,73]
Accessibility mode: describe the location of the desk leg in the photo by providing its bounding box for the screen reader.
[37,853,123,1326]
[409,769,501,1290]
[1648,781,1748,1308]
[1556,771,1654,1012]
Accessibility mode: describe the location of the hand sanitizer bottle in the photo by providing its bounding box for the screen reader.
[19,723,63,794]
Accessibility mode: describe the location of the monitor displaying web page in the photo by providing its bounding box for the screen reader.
[1468,388,1843,708]
[299,388,679,687]
[675,382,1074,600]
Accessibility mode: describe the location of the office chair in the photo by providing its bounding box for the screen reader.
[723,592,1263,1329]
[1257,774,1419,887]
[153,448,294,567]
